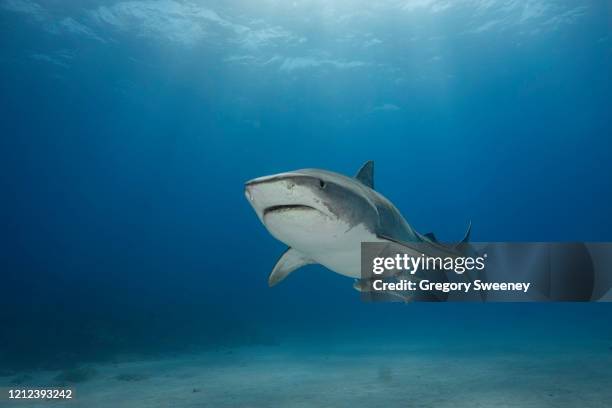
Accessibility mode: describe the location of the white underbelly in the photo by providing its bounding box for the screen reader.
[302,224,385,279]
[314,249,363,278]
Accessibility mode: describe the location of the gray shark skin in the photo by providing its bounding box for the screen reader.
[244,161,469,289]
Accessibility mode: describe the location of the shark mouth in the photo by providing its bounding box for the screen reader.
[263,204,316,216]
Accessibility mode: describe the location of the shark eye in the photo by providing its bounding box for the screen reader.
[319,180,327,189]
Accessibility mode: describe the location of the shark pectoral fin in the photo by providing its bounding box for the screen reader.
[269,248,313,287]
[355,160,374,189]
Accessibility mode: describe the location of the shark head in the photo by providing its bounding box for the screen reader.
[244,168,379,254]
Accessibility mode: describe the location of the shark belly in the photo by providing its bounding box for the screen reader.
[300,223,385,279]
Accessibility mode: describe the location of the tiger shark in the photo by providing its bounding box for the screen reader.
[244,161,471,287]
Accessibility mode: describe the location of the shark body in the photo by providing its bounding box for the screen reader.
[244,161,470,287]
[244,162,611,302]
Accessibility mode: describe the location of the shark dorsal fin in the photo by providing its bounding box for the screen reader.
[355,160,374,189]
[268,248,313,287]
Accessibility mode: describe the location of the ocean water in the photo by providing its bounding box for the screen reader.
[1,1,611,406]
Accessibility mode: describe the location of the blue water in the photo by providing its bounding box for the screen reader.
[1,0,611,403]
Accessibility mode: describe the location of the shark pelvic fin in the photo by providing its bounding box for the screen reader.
[355,160,374,189]
[269,248,313,287]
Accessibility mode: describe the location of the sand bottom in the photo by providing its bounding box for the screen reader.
[2,342,612,407]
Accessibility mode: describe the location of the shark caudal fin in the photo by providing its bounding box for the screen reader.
[268,248,314,287]
[355,160,374,189]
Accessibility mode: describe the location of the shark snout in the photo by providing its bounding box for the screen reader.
[244,185,254,204]
[244,176,289,219]
[244,172,326,221]
[245,175,280,208]
[245,172,303,187]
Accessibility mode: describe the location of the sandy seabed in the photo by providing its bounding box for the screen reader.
[2,343,611,408]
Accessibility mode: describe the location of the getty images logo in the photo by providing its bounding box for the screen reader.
[372,253,487,275]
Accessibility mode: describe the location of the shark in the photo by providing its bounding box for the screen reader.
[244,161,471,289]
